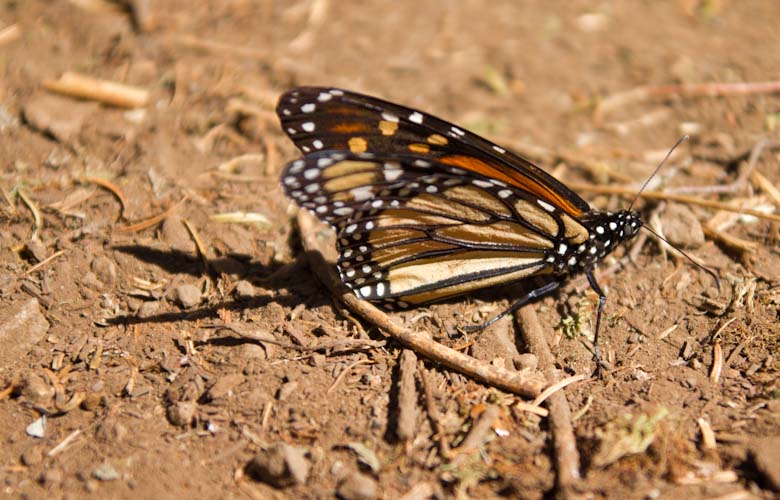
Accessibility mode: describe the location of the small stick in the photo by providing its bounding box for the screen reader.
[697,417,717,450]
[568,182,780,223]
[0,23,21,46]
[532,374,588,407]
[596,80,780,119]
[296,210,546,398]
[167,34,269,61]
[25,250,66,275]
[16,188,43,240]
[751,170,780,207]
[114,195,188,233]
[48,429,81,457]
[419,362,451,458]
[202,323,386,352]
[84,175,127,220]
[702,225,759,253]
[395,349,418,441]
[327,359,373,394]
[516,306,582,500]
[181,218,210,272]
[398,482,439,500]
[449,405,500,467]
[43,71,149,108]
[710,340,723,384]
[666,138,780,196]
[514,401,549,417]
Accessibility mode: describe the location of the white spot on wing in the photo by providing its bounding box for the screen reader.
[301,103,316,113]
[381,112,399,123]
[537,200,556,212]
[317,92,332,102]
[492,145,506,154]
[384,169,403,182]
[302,122,315,132]
[289,160,305,173]
[498,189,512,199]
[472,179,492,189]
[303,169,319,180]
[313,140,324,149]
[350,185,373,201]
[558,243,567,255]
[409,112,423,124]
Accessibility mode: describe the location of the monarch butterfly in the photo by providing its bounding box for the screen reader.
[276,86,667,364]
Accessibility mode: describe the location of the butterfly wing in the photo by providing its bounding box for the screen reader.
[276,87,591,218]
[281,150,592,307]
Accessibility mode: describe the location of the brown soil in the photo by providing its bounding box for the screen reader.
[1,1,779,499]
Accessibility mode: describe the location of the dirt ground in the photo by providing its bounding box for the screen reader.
[1,1,780,499]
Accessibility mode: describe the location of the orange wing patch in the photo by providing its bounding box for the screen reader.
[438,154,585,217]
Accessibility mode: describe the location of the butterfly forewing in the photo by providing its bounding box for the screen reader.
[277,87,591,218]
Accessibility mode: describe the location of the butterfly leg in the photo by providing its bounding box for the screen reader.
[586,270,608,374]
[463,280,561,332]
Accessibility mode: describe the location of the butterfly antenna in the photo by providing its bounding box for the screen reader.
[640,223,721,290]
[629,135,689,211]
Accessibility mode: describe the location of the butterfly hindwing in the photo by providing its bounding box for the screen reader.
[277,87,591,218]
[280,150,592,307]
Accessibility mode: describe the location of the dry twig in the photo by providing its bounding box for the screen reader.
[43,71,149,108]
[114,196,188,233]
[0,23,21,46]
[596,80,780,119]
[419,362,451,458]
[83,175,127,220]
[568,182,780,222]
[25,250,66,275]
[516,306,582,500]
[395,349,418,441]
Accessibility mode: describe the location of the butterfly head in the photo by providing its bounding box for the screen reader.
[550,210,642,275]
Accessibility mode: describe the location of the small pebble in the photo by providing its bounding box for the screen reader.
[167,401,196,427]
[749,436,780,491]
[206,374,245,401]
[246,443,310,487]
[277,381,299,401]
[234,280,255,299]
[23,240,47,263]
[174,284,201,309]
[514,353,538,371]
[337,472,377,500]
[91,256,117,285]
[22,93,98,143]
[239,343,268,360]
[93,463,120,481]
[25,416,46,438]
[766,399,780,414]
[21,447,43,466]
[160,216,195,254]
[21,373,55,406]
[659,204,705,249]
[136,301,160,319]
[81,271,104,290]
[38,468,63,486]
